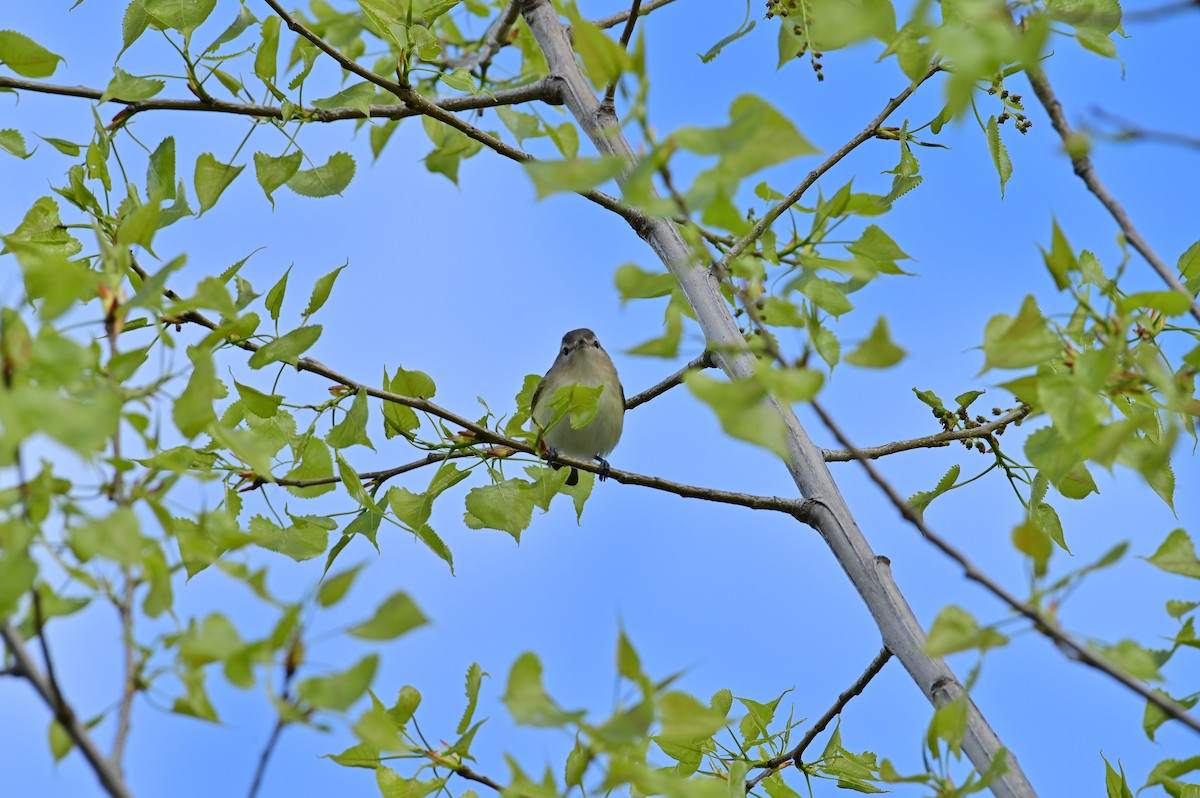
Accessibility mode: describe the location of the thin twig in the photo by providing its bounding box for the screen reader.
[602,0,642,106]
[446,0,521,70]
[0,75,561,126]
[1123,0,1200,21]
[624,351,714,409]
[592,0,678,29]
[260,0,641,224]
[809,399,1200,736]
[1025,67,1200,326]
[0,622,134,798]
[111,577,137,769]
[746,646,893,791]
[712,64,942,278]
[452,764,507,792]
[822,407,1030,462]
[1088,107,1200,150]
[247,720,286,798]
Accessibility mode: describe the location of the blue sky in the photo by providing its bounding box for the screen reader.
[2,1,1197,796]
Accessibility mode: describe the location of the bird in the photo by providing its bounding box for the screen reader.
[531,328,625,486]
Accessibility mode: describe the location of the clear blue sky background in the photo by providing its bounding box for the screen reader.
[2,1,1197,796]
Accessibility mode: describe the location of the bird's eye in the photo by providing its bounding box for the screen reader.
[593,340,601,348]
[562,347,569,356]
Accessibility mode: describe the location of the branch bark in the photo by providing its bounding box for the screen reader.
[0,622,134,798]
[1025,66,1200,326]
[0,75,562,125]
[518,1,1035,795]
[746,646,892,790]
[811,401,1200,736]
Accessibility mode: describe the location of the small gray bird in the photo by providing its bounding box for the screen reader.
[531,329,625,486]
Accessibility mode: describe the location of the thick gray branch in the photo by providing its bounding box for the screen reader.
[518,1,1034,794]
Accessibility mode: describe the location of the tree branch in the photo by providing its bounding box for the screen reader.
[822,407,1030,462]
[446,0,521,70]
[111,578,137,769]
[0,622,133,798]
[602,0,642,106]
[712,63,942,278]
[0,75,562,126]
[260,0,642,224]
[592,0,678,29]
[517,2,1033,793]
[746,646,892,791]
[1025,66,1200,326]
[144,260,808,520]
[809,399,1200,736]
[1088,107,1200,150]
[624,351,714,410]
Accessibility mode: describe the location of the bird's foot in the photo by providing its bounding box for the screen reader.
[544,446,563,471]
[594,456,611,482]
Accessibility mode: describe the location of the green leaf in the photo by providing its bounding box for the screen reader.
[924,605,1008,656]
[143,0,217,34]
[1041,219,1078,291]
[0,129,32,159]
[1144,689,1200,741]
[1120,290,1194,317]
[675,95,819,182]
[981,295,1061,371]
[686,372,789,459]
[1102,755,1134,798]
[659,691,727,742]
[250,514,328,561]
[800,277,854,317]
[205,3,258,51]
[287,152,355,197]
[316,559,362,604]
[439,67,477,93]
[121,0,150,55]
[326,389,374,450]
[463,480,535,540]
[146,136,177,200]
[312,82,375,117]
[1094,639,1164,682]
[234,381,282,418]
[349,591,429,640]
[1145,529,1200,579]
[255,16,280,81]
[195,153,245,215]
[264,266,290,322]
[845,316,905,367]
[247,325,321,369]
[523,156,625,199]
[253,151,302,206]
[304,263,346,318]
[564,6,632,89]
[37,135,82,156]
[614,263,675,302]
[457,662,486,735]
[908,465,960,517]
[101,66,165,102]
[503,652,583,727]
[298,654,378,712]
[336,453,385,514]
[986,115,1013,198]
[1178,239,1200,295]
[0,31,63,78]
[174,346,218,437]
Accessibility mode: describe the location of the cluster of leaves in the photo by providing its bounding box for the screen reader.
[322,629,1013,798]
